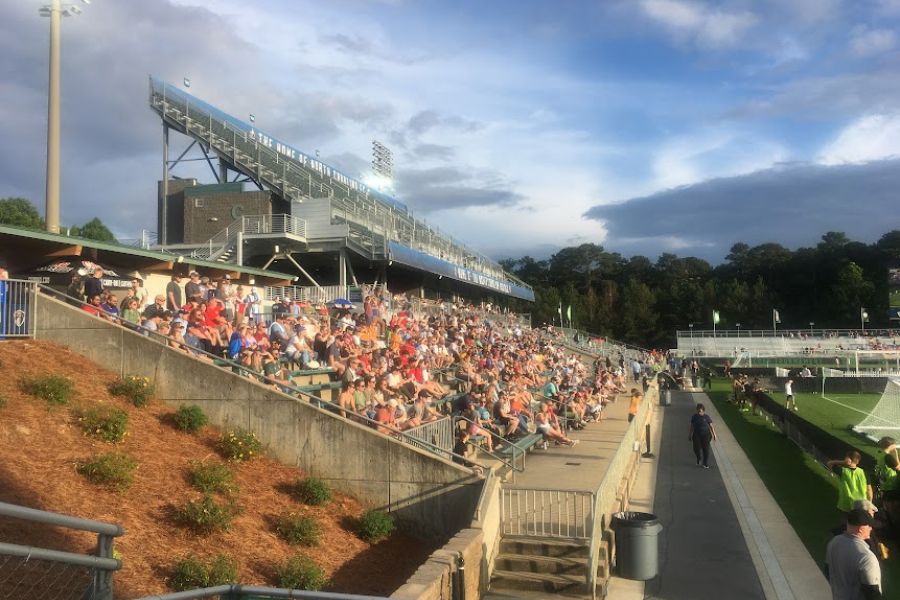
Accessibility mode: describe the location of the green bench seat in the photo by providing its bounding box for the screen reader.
[294,381,342,403]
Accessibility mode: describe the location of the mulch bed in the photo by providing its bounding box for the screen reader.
[0,340,435,598]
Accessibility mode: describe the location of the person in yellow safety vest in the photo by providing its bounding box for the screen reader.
[877,437,900,529]
[828,450,873,519]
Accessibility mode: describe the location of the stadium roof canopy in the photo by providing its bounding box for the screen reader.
[0,223,296,284]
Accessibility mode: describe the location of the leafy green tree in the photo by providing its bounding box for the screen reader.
[71,217,116,242]
[0,197,44,229]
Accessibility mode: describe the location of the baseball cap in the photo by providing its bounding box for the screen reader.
[847,508,876,527]
[852,499,879,513]
[223,274,231,280]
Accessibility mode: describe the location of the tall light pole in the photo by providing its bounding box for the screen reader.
[40,0,90,234]
[736,322,741,337]
[689,323,694,355]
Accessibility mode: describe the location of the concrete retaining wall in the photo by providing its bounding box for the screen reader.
[33,294,480,539]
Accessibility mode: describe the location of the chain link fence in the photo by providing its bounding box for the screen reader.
[0,553,95,600]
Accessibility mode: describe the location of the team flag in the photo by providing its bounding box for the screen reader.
[773,309,781,323]
[712,310,720,325]
[183,77,191,88]
[566,305,572,321]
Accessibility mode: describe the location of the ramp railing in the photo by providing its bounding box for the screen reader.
[500,487,594,539]
[0,501,122,600]
[0,279,36,338]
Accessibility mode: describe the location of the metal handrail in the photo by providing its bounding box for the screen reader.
[0,501,123,536]
[678,328,900,338]
[36,286,484,470]
[500,487,594,539]
[131,584,390,599]
[453,414,523,472]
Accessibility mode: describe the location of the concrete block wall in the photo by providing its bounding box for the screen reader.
[33,294,481,540]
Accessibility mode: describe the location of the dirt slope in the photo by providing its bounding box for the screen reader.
[0,340,433,598]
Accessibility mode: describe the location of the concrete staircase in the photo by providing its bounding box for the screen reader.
[487,536,606,599]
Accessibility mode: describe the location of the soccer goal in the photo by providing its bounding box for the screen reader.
[852,378,900,442]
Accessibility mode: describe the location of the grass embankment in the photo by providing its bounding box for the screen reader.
[791,390,882,460]
[706,379,900,590]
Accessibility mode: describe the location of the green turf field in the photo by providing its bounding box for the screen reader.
[706,379,900,590]
[789,390,883,460]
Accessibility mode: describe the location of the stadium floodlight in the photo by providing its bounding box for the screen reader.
[39,0,93,234]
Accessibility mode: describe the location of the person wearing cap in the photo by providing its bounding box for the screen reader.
[850,499,889,562]
[825,508,882,600]
[185,271,202,301]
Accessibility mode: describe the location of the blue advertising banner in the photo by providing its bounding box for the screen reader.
[388,242,535,302]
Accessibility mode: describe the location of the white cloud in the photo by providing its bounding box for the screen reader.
[849,26,897,58]
[819,114,900,165]
[639,0,757,47]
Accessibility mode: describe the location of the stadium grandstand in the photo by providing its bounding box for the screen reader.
[147,77,534,308]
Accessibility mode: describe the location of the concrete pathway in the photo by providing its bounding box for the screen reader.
[608,388,830,600]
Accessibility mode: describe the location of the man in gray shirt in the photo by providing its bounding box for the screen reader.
[826,508,882,600]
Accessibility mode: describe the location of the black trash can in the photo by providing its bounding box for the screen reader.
[612,511,662,580]
[660,390,671,406]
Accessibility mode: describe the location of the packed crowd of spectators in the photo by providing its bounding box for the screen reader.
[62,267,657,464]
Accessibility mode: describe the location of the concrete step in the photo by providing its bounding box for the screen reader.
[495,552,587,575]
[490,568,584,594]
[500,536,590,558]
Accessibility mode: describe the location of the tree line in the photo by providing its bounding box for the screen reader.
[500,231,900,348]
[0,197,116,242]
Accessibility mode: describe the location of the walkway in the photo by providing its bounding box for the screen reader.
[609,388,830,600]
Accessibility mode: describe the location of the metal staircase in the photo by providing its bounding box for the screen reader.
[170,214,307,264]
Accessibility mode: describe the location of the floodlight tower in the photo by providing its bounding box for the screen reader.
[372,140,394,182]
[40,0,91,234]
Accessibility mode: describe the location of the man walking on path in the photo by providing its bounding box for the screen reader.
[826,508,882,600]
[688,402,717,468]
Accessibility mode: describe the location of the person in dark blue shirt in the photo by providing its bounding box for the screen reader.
[688,403,717,469]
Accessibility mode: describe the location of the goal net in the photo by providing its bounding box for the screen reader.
[853,378,900,441]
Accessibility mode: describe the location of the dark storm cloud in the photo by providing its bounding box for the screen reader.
[395,166,524,213]
[584,160,900,262]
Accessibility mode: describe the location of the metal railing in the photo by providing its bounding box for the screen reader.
[0,501,123,600]
[243,214,307,239]
[35,286,485,472]
[0,279,36,338]
[500,487,594,539]
[130,585,390,599]
[453,414,524,472]
[404,416,454,458]
[264,285,351,304]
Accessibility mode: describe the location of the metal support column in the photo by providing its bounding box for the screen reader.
[161,123,169,245]
[44,0,62,234]
[338,249,348,287]
[235,231,243,266]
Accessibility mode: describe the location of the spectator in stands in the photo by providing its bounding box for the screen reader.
[825,508,882,600]
[100,293,120,317]
[628,389,642,423]
[145,295,166,320]
[828,451,873,521]
[244,287,262,324]
[66,274,84,303]
[185,271,202,301]
[82,294,106,319]
[84,267,104,300]
[166,273,183,311]
[535,402,578,447]
[121,297,141,326]
[130,277,149,309]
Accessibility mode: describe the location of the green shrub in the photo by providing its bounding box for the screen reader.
[275,554,328,591]
[175,494,240,534]
[275,512,320,546]
[170,554,238,591]
[173,404,207,432]
[218,429,262,462]
[188,462,238,495]
[357,509,395,542]
[77,405,129,443]
[108,374,153,407]
[292,477,332,506]
[21,374,73,405]
[76,453,137,491]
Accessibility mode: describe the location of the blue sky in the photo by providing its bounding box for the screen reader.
[2,0,900,262]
